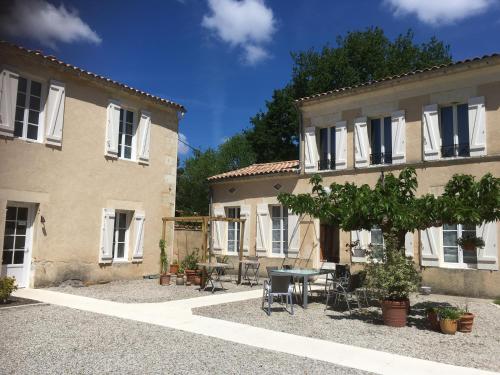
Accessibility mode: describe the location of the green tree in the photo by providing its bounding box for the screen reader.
[247,27,452,163]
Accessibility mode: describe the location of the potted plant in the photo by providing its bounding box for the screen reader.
[169,259,179,274]
[457,235,484,252]
[0,276,18,303]
[438,307,463,335]
[458,303,475,333]
[159,239,171,286]
[364,233,421,328]
[426,306,440,331]
[176,265,185,285]
[182,250,199,284]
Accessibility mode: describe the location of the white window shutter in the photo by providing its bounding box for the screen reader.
[468,96,486,157]
[354,117,369,168]
[304,126,318,172]
[422,104,440,161]
[391,110,406,164]
[287,210,300,257]
[105,101,121,157]
[351,229,369,262]
[404,231,414,258]
[420,227,440,266]
[132,212,145,262]
[138,111,151,163]
[99,208,115,263]
[240,205,251,253]
[45,81,66,146]
[335,121,347,170]
[477,221,498,270]
[212,206,225,252]
[0,69,19,138]
[256,203,269,255]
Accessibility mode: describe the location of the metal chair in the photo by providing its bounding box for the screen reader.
[262,274,294,316]
[243,256,260,286]
[324,272,359,315]
[216,256,235,283]
[266,266,279,279]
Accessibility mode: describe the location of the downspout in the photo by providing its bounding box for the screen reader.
[293,100,304,175]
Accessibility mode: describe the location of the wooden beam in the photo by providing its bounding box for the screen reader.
[162,216,245,223]
[237,219,245,284]
[201,217,208,262]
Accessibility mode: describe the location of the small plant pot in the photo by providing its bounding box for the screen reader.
[381,299,408,328]
[175,276,184,285]
[159,274,171,286]
[462,243,476,252]
[185,269,197,284]
[458,313,474,333]
[169,264,179,274]
[427,311,440,331]
[193,274,201,286]
[440,319,458,335]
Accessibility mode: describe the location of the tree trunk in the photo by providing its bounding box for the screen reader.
[381,228,406,254]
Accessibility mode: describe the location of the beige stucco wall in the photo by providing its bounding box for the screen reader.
[0,48,180,286]
[173,228,203,265]
[210,62,500,298]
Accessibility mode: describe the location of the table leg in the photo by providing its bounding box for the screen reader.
[303,276,309,308]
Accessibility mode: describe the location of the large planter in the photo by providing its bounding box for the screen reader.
[159,274,171,286]
[185,269,197,284]
[458,313,474,333]
[440,319,458,335]
[169,264,179,274]
[427,311,440,331]
[381,299,408,327]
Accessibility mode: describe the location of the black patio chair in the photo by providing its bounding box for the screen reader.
[262,274,294,316]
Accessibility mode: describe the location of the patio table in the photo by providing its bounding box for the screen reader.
[239,259,260,286]
[270,268,331,308]
[197,262,230,293]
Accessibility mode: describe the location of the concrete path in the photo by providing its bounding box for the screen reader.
[14,288,497,375]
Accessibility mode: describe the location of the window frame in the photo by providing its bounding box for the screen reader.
[270,205,288,257]
[117,107,138,161]
[441,223,477,269]
[369,116,392,166]
[13,74,46,143]
[226,207,241,253]
[438,102,470,159]
[112,210,131,262]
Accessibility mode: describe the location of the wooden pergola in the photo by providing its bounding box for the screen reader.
[162,216,246,284]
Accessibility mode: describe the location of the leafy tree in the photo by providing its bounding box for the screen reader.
[246,27,452,163]
[278,168,499,251]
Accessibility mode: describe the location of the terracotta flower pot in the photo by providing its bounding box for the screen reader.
[440,319,458,335]
[381,299,408,328]
[458,313,474,333]
[159,274,171,286]
[193,274,201,286]
[427,311,440,331]
[185,269,197,284]
[169,264,179,274]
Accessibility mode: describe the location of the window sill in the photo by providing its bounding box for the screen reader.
[352,257,367,263]
[269,253,286,259]
[112,259,130,264]
[439,263,477,270]
[13,136,43,144]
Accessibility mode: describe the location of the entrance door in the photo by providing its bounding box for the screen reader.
[1,204,35,287]
[320,224,340,263]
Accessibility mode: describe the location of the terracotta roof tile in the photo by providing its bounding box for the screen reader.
[296,53,500,104]
[1,41,186,113]
[208,160,299,181]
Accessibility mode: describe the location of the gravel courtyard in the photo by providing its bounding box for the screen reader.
[47,278,256,303]
[194,293,500,372]
[0,304,370,375]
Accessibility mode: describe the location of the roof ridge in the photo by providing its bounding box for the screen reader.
[0,41,186,112]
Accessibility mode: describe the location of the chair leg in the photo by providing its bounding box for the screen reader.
[345,292,352,315]
[290,294,294,315]
[268,294,272,316]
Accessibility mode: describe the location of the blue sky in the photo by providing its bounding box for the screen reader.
[1,0,499,161]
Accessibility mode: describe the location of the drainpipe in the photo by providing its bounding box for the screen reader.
[293,100,304,174]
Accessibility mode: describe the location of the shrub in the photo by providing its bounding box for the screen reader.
[438,307,463,321]
[182,249,199,271]
[456,235,485,249]
[159,239,168,275]
[0,276,18,303]
[494,298,500,305]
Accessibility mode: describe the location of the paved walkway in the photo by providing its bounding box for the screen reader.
[14,288,496,375]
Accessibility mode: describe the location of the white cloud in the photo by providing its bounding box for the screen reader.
[202,0,275,65]
[178,133,190,155]
[384,0,494,25]
[0,0,102,49]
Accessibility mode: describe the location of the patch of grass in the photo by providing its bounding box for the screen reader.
[494,298,500,305]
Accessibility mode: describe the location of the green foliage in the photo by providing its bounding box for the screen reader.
[494,298,500,305]
[364,233,421,300]
[159,239,168,275]
[176,135,256,215]
[457,236,485,250]
[438,307,463,320]
[0,276,17,302]
[246,27,451,163]
[181,249,200,271]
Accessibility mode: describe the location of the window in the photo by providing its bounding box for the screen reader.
[318,127,335,170]
[2,206,28,265]
[370,226,384,260]
[271,205,288,255]
[226,207,240,253]
[118,109,135,159]
[14,77,42,141]
[370,117,392,165]
[443,224,477,265]
[112,211,131,261]
[440,104,469,158]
